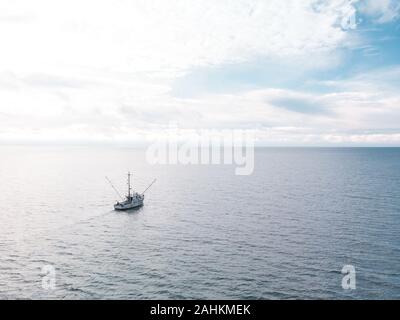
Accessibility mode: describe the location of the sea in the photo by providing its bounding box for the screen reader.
[0,146,399,299]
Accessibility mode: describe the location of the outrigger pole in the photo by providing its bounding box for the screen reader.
[105,176,124,201]
[141,179,157,195]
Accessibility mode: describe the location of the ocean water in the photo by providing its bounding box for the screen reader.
[0,146,399,299]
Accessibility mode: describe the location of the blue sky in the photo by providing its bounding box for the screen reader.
[174,2,400,96]
[0,0,399,145]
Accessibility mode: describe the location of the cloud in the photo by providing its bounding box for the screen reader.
[358,0,400,23]
[0,0,358,74]
[0,0,399,145]
[1,72,400,145]
[267,95,330,115]
[22,73,89,89]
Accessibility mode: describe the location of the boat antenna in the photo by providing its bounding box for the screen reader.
[141,178,157,195]
[105,176,124,200]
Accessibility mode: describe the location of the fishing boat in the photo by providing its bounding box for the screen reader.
[106,173,156,211]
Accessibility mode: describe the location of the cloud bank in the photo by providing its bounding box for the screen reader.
[0,0,399,145]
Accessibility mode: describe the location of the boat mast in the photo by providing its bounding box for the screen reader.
[127,172,132,198]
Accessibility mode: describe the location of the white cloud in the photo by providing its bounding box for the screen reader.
[0,0,399,145]
[0,0,356,74]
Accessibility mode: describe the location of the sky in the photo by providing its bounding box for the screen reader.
[0,0,399,146]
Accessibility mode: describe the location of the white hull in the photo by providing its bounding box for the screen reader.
[114,200,143,210]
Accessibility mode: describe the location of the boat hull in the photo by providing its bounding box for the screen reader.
[114,201,143,211]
